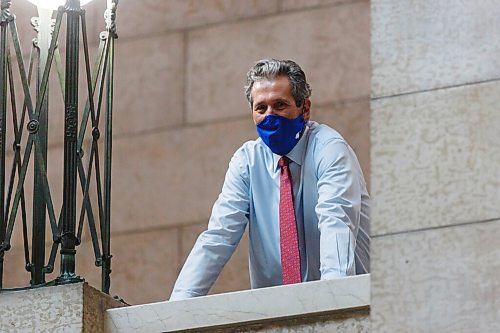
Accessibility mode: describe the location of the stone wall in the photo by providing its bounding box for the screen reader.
[370,0,500,331]
[2,0,370,305]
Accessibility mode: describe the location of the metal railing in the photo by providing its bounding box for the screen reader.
[0,0,118,294]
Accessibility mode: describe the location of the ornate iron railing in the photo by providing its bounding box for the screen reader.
[0,0,118,294]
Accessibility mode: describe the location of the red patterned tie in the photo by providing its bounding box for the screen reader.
[278,156,302,284]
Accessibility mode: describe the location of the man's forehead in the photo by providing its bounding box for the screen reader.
[252,76,293,97]
[253,75,290,85]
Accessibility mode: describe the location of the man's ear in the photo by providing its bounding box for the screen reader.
[302,98,311,121]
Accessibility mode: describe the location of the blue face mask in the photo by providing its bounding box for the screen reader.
[256,114,305,156]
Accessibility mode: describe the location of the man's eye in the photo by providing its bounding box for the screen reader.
[275,102,286,109]
[255,105,266,113]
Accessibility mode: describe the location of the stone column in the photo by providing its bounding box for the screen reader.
[370,1,500,331]
[0,283,125,332]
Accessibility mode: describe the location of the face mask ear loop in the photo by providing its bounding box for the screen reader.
[300,106,307,138]
[300,102,308,123]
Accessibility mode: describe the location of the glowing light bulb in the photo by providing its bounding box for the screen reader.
[26,0,94,10]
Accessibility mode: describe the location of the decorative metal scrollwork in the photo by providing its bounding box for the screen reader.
[0,0,12,25]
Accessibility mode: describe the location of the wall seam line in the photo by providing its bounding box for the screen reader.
[371,77,500,102]
[372,217,500,238]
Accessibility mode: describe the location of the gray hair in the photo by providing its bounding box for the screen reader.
[244,59,312,107]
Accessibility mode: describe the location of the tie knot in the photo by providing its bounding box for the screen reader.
[278,156,290,168]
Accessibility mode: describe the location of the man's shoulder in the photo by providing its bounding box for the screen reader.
[307,122,366,186]
[232,137,273,165]
[307,121,347,147]
[238,137,270,155]
[240,137,261,150]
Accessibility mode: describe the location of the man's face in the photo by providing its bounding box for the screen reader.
[251,76,311,125]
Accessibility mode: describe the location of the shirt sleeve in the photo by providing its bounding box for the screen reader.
[315,139,363,279]
[169,147,250,301]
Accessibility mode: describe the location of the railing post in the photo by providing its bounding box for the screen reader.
[31,7,53,286]
[101,0,117,295]
[56,0,83,284]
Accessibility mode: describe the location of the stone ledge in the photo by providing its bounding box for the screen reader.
[105,274,370,332]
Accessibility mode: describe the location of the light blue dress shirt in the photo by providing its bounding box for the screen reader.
[170,121,370,301]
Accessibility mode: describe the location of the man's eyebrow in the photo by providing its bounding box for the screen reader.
[253,98,291,108]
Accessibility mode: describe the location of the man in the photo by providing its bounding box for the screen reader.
[170,59,370,301]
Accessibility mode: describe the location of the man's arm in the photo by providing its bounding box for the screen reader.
[315,139,364,279]
[169,148,250,301]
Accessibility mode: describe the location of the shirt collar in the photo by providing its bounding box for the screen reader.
[273,123,309,171]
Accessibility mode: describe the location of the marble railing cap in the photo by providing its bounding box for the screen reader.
[105,274,370,333]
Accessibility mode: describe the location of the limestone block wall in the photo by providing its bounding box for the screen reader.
[2,0,370,305]
[371,0,500,331]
